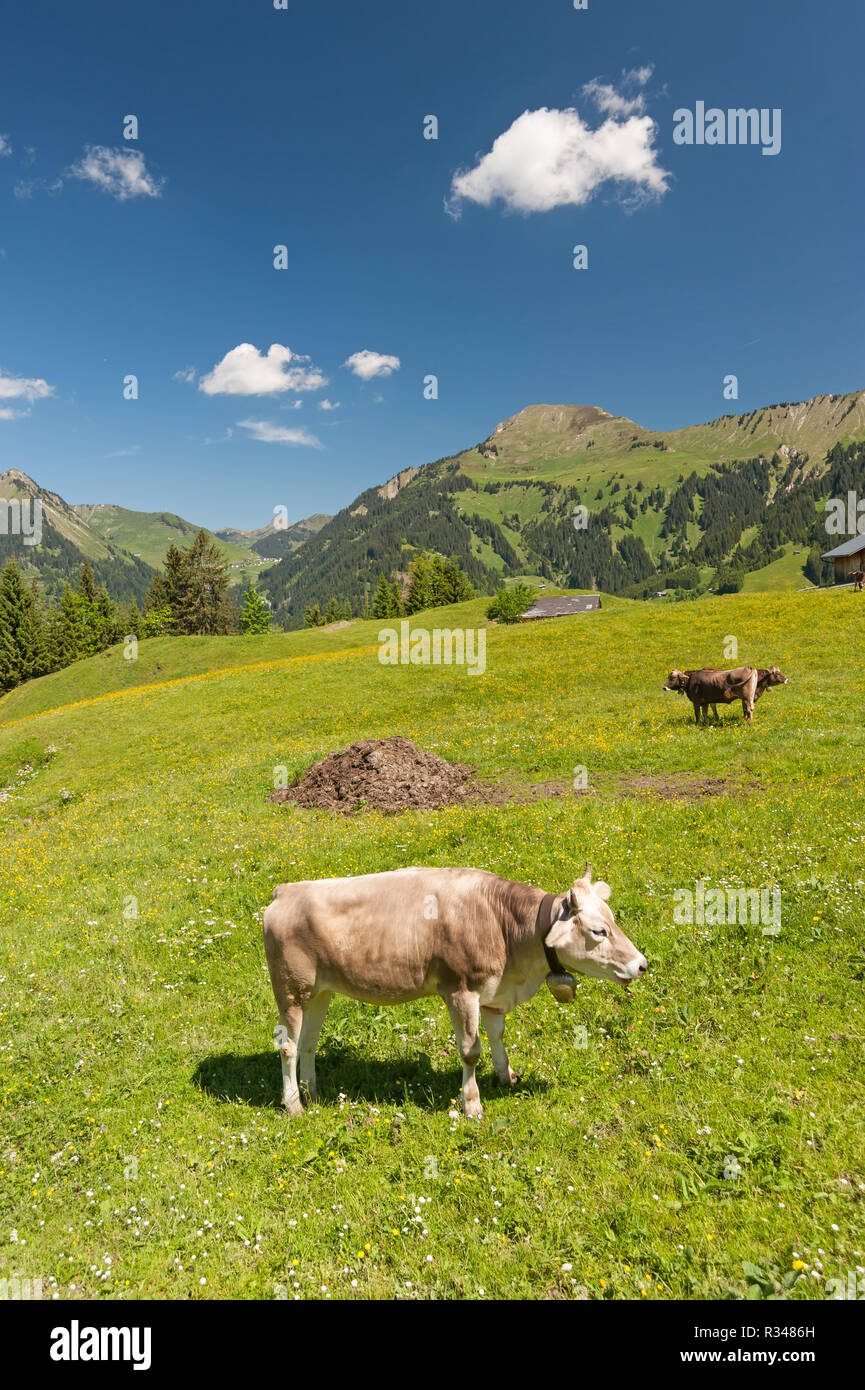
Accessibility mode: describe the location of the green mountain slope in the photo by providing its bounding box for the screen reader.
[260,389,865,625]
[0,469,154,604]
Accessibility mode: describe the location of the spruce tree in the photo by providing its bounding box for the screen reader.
[240,586,271,634]
[78,559,100,655]
[405,552,434,614]
[372,573,392,619]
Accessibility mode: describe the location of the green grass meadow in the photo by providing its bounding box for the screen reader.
[1,592,864,1301]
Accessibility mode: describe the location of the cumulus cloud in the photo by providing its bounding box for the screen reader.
[0,370,55,402]
[236,418,323,448]
[318,398,340,411]
[0,407,29,421]
[582,65,653,117]
[199,343,327,396]
[447,71,668,216]
[173,365,196,384]
[67,145,164,201]
[0,135,11,157]
[343,350,400,381]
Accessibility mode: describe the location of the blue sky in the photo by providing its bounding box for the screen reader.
[1,0,862,530]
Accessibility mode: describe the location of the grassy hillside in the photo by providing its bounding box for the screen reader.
[0,591,626,723]
[261,390,865,624]
[0,469,155,604]
[75,504,263,577]
[461,392,865,488]
[1,589,863,1300]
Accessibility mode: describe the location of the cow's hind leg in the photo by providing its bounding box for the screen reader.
[482,1007,518,1086]
[298,991,332,1105]
[277,1005,304,1118]
[445,990,484,1119]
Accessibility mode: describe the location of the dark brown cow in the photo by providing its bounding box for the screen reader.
[852,570,864,592]
[663,666,759,724]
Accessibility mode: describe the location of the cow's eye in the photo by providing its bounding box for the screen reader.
[590,926,608,938]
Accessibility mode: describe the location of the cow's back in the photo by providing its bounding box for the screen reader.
[263,867,522,1004]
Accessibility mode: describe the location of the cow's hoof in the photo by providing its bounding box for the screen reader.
[494,1070,520,1087]
[463,1106,484,1121]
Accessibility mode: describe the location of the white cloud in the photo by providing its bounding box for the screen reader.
[105,445,140,458]
[173,365,197,384]
[0,135,11,157]
[343,350,400,380]
[236,418,323,448]
[582,65,653,117]
[447,82,668,217]
[0,407,29,421]
[0,370,55,402]
[67,145,164,201]
[318,398,340,411]
[199,343,327,396]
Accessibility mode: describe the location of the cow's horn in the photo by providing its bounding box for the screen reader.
[584,860,592,882]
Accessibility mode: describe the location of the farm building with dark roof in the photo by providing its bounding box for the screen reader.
[821,534,865,584]
[521,594,602,620]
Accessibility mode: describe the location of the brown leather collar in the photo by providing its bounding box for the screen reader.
[536,892,564,974]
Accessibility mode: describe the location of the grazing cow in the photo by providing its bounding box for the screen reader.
[663,666,759,724]
[852,570,864,592]
[753,665,789,703]
[262,863,647,1119]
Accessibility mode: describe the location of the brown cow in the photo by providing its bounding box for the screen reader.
[663,666,759,724]
[852,570,864,592]
[753,665,789,703]
[263,864,647,1119]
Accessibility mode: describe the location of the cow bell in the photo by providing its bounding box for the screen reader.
[545,971,576,1004]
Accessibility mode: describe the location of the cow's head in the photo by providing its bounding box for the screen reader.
[545,864,647,988]
[765,665,788,687]
[663,669,687,693]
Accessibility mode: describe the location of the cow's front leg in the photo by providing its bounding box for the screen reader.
[298,991,332,1105]
[482,1007,518,1086]
[445,990,484,1119]
[277,1005,304,1118]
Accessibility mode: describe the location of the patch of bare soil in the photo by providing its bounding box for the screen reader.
[268,739,764,814]
[603,772,765,802]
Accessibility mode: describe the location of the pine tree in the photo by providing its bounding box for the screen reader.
[372,573,393,619]
[144,571,170,615]
[0,563,56,691]
[405,552,434,614]
[57,585,85,665]
[240,586,271,634]
[168,531,231,635]
[93,588,118,650]
[341,597,353,620]
[389,581,404,617]
[124,600,143,639]
[304,602,322,628]
[78,559,100,655]
[323,595,340,624]
[0,560,26,692]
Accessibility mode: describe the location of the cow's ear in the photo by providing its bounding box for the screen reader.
[593,880,612,902]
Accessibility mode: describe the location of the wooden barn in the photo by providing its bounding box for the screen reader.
[821,535,865,584]
[521,594,602,621]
